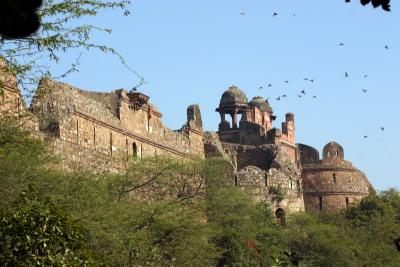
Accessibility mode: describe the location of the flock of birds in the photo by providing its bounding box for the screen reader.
[238,10,389,140]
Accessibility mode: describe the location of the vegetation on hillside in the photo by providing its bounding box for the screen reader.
[0,118,399,266]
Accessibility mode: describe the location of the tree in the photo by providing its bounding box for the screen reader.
[0,0,140,96]
[0,190,95,266]
[0,117,50,212]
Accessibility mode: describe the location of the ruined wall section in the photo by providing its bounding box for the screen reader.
[31,79,204,161]
[204,132,305,214]
[0,59,39,130]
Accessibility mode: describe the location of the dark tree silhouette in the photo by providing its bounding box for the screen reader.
[0,0,42,38]
[345,0,391,11]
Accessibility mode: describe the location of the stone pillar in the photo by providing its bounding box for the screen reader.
[219,112,225,123]
[232,111,238,129]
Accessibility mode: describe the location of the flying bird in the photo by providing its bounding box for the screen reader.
[298,94,302,98]
[304,78,309,81]
[301,90,306,95]
[309,79,315,83]
[273,12,278,17]
[362,89,368,93]
[276,96,281,101]
[285,80,289,83]
[384,45,389,50]
[381,127,385,131]
[259,86,263,90]
[267,83,272,87]
[282,94,287,98]
[313,96,317,98]
[240,10,246,15]
[345,72,349,78]
[363,74,368,78]
[364,135,368,139]
[338,42,344,46]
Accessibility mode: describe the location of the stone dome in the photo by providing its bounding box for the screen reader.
[323,142,344,159]
[219,86,248,108]
[249,96,273,113]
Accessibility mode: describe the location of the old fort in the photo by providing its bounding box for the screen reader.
[0,59,374,215]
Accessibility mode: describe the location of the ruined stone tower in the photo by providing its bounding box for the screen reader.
[298,142,374,212]
[205,86,305,215]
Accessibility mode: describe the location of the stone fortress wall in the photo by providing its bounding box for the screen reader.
[0,59,374,214]
[30,78,204,165]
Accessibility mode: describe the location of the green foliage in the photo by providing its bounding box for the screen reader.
[269,184,286,203]
[1,120,400,266]
[0,118,49,212]
[0,190,94,266]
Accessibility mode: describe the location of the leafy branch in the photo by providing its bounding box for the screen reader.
[0,0,144,96]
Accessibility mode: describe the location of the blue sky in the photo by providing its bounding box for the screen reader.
[51,0,399,190]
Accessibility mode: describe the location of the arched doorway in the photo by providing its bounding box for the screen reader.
[132,142,138,158]
[275,208,286,226]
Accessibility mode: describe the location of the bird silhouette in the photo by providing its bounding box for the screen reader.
[267,83,272,87]
[381,127,385,131]
[304,78,309,81]
[362,89,368,93]
[259,86,263,90]
[285,80,289,83]
[309,79,315,83]
[384,45,389,50]
[345,72,349,78]
[131,87,137,92]
[276,96,281,101]
[240,10,246,15]
[301,90,306,95]
[282,94,287,98]
[339,42,344,46]
[273,12,278,17]
[298,94,302,98]
[364,135,368,139]
[313,96,317,98]
[363,74,368,78]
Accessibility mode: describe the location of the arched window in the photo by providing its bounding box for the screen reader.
[132,142,138,158]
